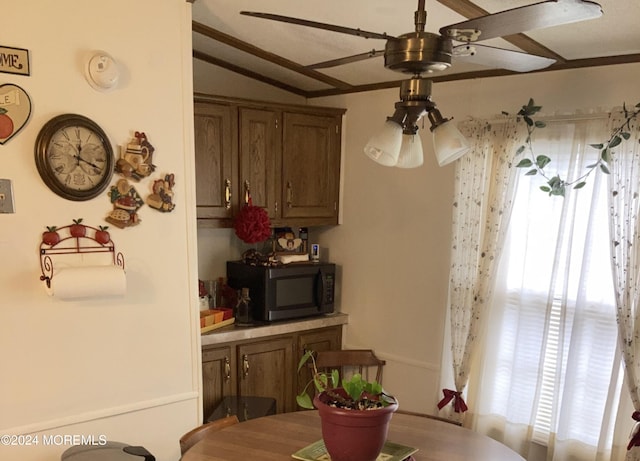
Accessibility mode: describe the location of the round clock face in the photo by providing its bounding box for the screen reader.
[35,114,114,201]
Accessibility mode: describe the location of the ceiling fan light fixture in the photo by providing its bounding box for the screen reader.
[363,119,403,167]
[396,134,424,169]
[428,109,470,166]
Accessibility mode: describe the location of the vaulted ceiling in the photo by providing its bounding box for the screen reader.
[191,0,640,98]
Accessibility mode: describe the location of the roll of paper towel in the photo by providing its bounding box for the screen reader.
[46,265,127,300]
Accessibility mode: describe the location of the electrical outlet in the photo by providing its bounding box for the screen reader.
[0,179,15,213]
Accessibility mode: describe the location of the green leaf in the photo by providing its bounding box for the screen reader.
[516,158,533,168]
[534,121,546,128]
[601,148,611,163]
[573,182,587,189]
[600,164,611,174]
[313,373,329,393]
[590,143,604,150]
[540,186,551,192]
[296,393,314,409]
[516,145,526,155]
[609,135,622,148]
[525,169,538,176]
[536,155,551,168]
[297,350,314,372]
[524,116,534,127]
[343,373,366,401]
[330,369,339,388]
[622,132,631,140]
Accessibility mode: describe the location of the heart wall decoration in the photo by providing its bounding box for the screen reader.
[0,84,31,145]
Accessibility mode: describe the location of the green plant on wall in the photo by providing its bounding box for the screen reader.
[510,98,640,197]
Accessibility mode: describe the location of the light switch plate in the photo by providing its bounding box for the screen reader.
[0,179,15,213]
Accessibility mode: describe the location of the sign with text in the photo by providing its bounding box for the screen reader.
[0,46,30,76]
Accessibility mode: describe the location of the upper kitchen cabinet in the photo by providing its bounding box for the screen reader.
[194,101,238,224]
[194,94,345,228]
[238,107,280,220]
[281,113,341,222]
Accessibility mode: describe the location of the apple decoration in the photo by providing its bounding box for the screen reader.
[70,218,86,237]
[42,226,60,246]
[95,226,111,244]
[0,108,14,139]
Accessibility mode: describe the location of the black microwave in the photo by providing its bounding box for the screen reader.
[226,261,335,322]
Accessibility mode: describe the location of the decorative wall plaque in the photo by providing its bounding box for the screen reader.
[0,84,31,145]
[0,46,30,76]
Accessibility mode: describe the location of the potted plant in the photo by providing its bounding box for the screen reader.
[297,350,398,461]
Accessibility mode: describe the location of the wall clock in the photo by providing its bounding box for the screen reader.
[35,114,114,201]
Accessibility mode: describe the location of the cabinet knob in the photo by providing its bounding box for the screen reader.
[286,181,293,208]
[224,356,231,381]
[244,180,250,205]
[242,354,249,378]
[224,179,232,209]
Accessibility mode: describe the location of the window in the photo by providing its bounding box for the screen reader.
[475,119,623,460]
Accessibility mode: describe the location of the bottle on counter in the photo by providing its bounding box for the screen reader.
[235,287,252,326]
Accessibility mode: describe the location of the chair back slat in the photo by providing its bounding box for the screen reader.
[314,349,385,384]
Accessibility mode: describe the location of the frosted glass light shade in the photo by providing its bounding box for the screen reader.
[364,121,403,166]
[395,134,424,168]
[432,120,470,166]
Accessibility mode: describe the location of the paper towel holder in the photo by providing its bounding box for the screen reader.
[39,221,125,288]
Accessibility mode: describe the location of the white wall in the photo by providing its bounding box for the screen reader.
[194,59,640,416]
[1,2,199,460]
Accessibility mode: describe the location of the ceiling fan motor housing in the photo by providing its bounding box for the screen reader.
[384,32,452,74]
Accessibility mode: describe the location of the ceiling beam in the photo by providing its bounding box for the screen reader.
[192,21,353,91]
[192,50,310,97]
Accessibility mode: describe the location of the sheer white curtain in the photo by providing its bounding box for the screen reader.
[471,116,627,461]
[606,111,640,461]
[439,116,525,419]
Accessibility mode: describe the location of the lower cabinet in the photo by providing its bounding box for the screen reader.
[201,325,342,421]
[201,345,234,420]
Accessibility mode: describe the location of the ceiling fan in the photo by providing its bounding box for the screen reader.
[240,0,603,168]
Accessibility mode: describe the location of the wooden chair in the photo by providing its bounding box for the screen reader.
[314,349,386,384]
[179,415,240,455]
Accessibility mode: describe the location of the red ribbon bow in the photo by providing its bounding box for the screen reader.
[627,411,640,450]
[437,389,468,413]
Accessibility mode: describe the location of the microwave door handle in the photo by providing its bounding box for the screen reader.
[316,271,325,311]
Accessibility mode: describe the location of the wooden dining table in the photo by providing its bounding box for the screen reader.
[181,410,525,461]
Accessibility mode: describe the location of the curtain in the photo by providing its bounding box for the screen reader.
[439,116,526,420]
[471,116,629,461]
[607,111,640,461]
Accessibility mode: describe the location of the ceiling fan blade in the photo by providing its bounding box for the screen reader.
[240,11,394,41]
[306,49,385,70]
[441,0,602,42]
[453,44,555,72]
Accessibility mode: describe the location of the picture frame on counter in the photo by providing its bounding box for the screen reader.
[273,227,308,255]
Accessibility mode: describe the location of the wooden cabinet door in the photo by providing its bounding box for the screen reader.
[237,337,295,413]
[202,345,235,422]
[281,113,341,222]
[295,326,343,399]
[194,102,238,221]
[238,108,280,219]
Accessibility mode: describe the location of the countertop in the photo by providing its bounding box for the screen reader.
[200,312,348,347]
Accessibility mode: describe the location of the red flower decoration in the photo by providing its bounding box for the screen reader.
[234,204,271,243]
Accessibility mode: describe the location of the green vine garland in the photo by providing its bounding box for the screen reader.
[511,99,640,197]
